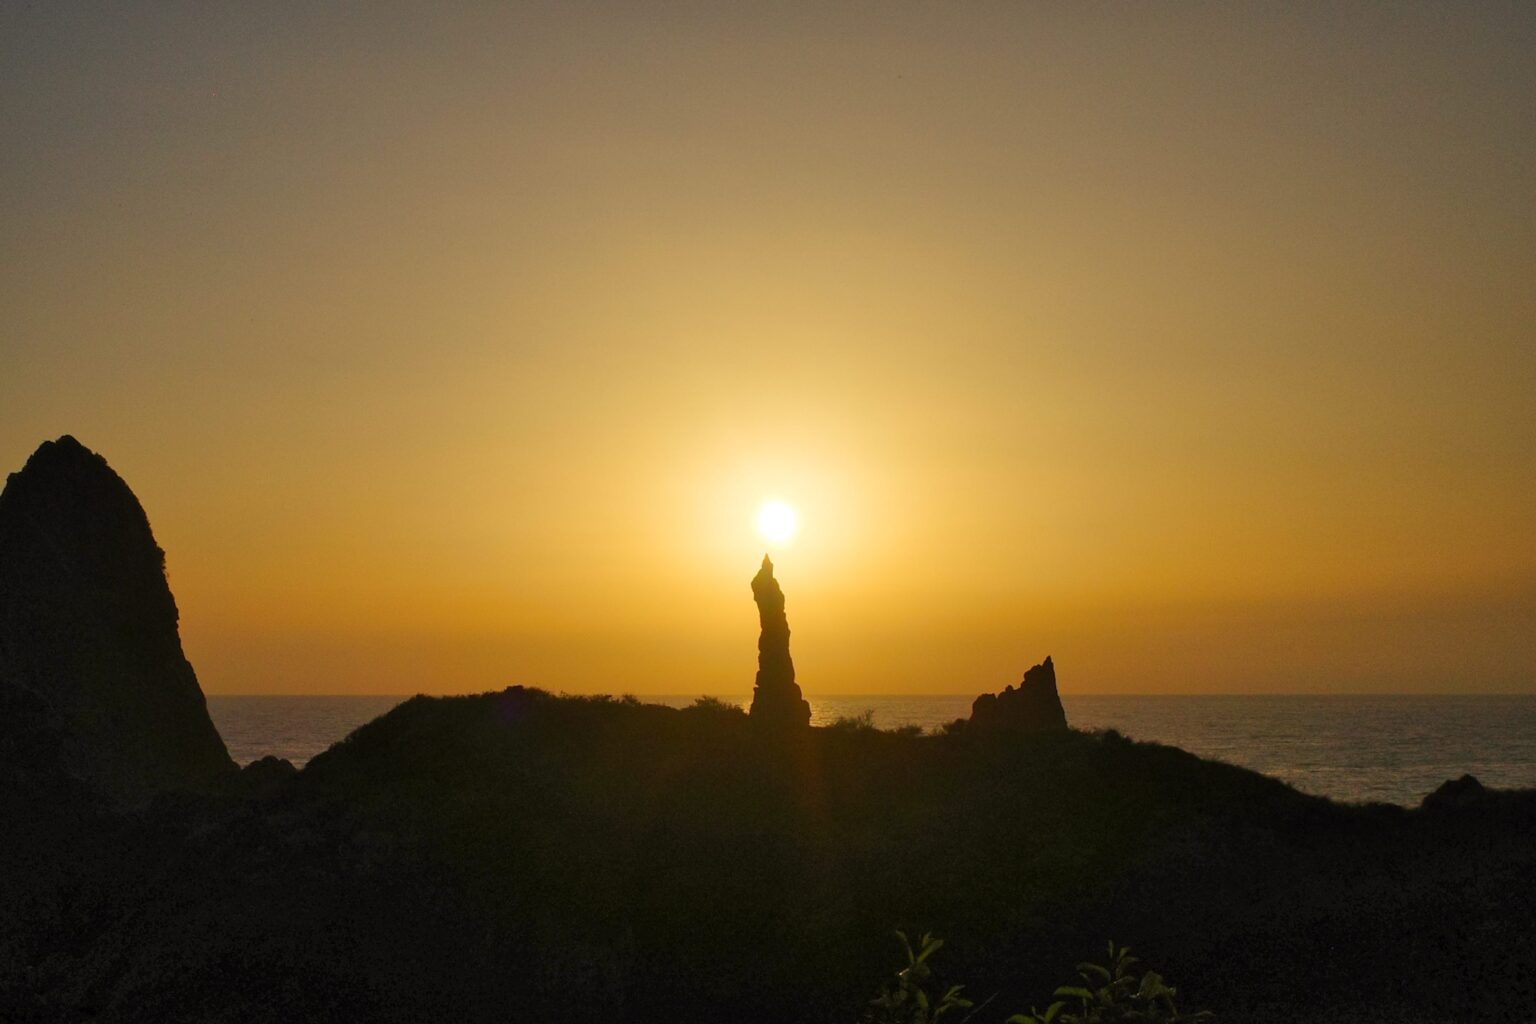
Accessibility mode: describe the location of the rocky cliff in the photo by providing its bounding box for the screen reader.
[0,436,233,802]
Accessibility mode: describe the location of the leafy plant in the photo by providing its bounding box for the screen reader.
[1007,942,1212,1024]
[865,931,976,1024]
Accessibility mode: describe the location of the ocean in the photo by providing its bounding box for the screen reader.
[207,692,1536,808]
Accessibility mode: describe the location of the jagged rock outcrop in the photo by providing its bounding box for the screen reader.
[1419,773,1536,819]
[969,656,1068,733]
[748,555,810,729]
[0,436,234,802]
[238,755,297,798]
[1421,773,1487,812]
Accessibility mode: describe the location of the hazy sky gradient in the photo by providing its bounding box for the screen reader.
[4,3,1533,694]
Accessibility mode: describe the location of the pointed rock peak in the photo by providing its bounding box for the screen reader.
[14,434,106,480]
[3,436,164,589]
[752,555,783,604]
[15,435,123,483]
[968,655,1068,734]
[0,437,234,802]
[24,433,96,464]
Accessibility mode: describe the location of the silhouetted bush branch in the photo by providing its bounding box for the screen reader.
[829,710,878,733]
[867,935,1211,1024]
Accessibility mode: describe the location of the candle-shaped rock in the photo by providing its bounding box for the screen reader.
[748,554,811,729]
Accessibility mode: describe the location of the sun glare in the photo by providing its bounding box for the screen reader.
[756,500,798,547]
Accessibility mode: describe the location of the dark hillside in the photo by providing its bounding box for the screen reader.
[6,688,1530,1022]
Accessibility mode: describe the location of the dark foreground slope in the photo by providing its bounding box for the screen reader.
[4,688,1533,1024]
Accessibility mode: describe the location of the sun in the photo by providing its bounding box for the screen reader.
[756,499,799,547]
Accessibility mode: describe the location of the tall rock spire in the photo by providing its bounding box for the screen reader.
[748,554,810,729]
[0,436,235,802]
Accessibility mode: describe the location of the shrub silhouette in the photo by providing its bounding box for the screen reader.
[829,710,879,733]
[865,932,975,1024]
[1008,942,1212,1024]
[683,695,746,717]
[867,935,1212,1024]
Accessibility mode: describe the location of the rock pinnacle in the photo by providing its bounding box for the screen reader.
[0,436,235,801]
[748,554,810,729]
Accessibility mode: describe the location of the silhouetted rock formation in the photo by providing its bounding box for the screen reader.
[1422,773,1487,812]
[969,656,1068,733]
[238,755,297,798]
[748,555,810,729]
[0,436,233,803]
[1418,773,1536,820]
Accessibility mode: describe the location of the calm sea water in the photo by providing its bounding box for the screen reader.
[207,693,1536,807]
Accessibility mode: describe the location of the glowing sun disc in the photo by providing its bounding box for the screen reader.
[756,500,798,546]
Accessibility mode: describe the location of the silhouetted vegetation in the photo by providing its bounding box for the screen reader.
[829,709,879,732]
[865,932,975,1024]
[1007,942,1212,1024]
[862,934,1211,1024]
[684,694,746,717]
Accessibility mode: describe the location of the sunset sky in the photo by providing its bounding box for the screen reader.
[3,4,1533,695]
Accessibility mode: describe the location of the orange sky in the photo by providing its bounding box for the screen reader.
[3,4,1533,695]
